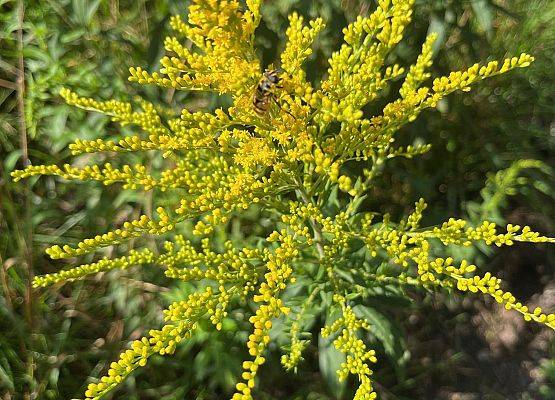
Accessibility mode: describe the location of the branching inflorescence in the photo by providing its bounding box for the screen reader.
[12,0,554,399]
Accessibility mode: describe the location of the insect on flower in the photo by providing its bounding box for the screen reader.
[253,68,284,115]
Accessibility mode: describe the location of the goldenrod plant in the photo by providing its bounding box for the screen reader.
[11,0,554,399]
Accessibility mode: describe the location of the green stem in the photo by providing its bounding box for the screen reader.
[296,182,325,259]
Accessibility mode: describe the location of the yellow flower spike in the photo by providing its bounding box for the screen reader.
[32,249,155,288]
[447,272,555,329]
[322,298,378,398]
[281,13,325,80]
[60,88,169,136]
[84,288,211,400]
[400,33,437,98]
[12,163,164,191]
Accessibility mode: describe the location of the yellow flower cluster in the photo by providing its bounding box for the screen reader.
[431,54,534,96]
[234,138,277,169]
[326,52,533,159]
[399,33,436,98]
[84,322,190,400]
[280,319,306,371]
[450,272,555,329]
[85,287,215,400]
[45,207,176,259]
[33,249,154,288]
[322,295,378,400]
[13,0,554,399]
[280,12,325,89]
[61,88,168,135]
[354,205,553,329]
[161,235,264,298]
[232,232,298,400]
[428,220,553,246]
[130,0,260,95]
[12,163,162,190]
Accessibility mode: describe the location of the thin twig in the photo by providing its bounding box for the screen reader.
[296,183,325,259]
[16,2,36,399]
[17,1,28,167]
[0,78,17,90]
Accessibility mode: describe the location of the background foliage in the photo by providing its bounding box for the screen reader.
[0,0,553,399]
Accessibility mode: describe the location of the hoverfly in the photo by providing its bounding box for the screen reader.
[252,68,284,116]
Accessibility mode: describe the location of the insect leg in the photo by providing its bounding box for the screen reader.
[271,95,295,119]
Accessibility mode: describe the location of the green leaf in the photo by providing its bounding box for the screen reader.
[363,291,413,309]
[325,185,341,215]
[61,29,87,44]
[72,0,101,26]
[471,0,493,36]
[318,309,346,399]
[348,193,366,216]
[3,150,22,171]
[353,305,409,379]
[427,14,446,55]
[318,333,346,399]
